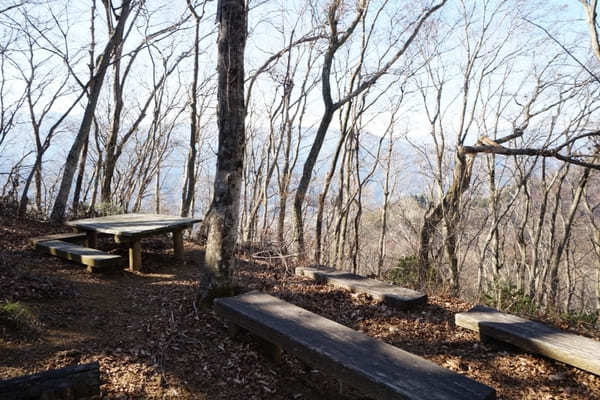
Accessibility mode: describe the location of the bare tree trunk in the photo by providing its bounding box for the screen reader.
[181,1,204,217]
[34,163,42,210]
[315,121,349,263]
[418,149,474,286]
[293,1,446,259]
[203,0,246,293]
[50,0,133,223]
[72,133,89,214]
[155,166,160,214]
[548,167,590,309]
[377,129,394,278]
[89,124,102,213]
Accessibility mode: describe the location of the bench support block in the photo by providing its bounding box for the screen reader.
[85,231,97,248]
[173,230,184,262]
[129,239,142,271]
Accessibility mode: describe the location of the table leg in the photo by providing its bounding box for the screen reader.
[173,230,184,262]
[129,239,142,271]
[86,231,97,248]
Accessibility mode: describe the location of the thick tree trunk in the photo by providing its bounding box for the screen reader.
[203,0,246,291]
[50,0,132,223]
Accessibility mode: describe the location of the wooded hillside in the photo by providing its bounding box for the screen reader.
[1,0,600,360]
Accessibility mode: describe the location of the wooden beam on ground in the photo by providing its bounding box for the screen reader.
[29,233,86,247]
[455,305,600,376]
[215,291,495,400]
[36,240,123,271]
[0,362,100,400]
[296,266,427,309]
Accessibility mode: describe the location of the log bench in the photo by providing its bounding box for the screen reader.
[0,362,100,399]
[35,239,123,273]
[296,266,427,309]
[455,305,600,376]
[215,291,495,400]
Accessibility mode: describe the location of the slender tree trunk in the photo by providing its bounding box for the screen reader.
[548,168,590,308]
[377,132,393,278]
[34,163,42,210]
[72,133,89,214]
[17,152,41,216]
[155,166,160,214]
[100,47,124,205]
[181,11,201,217]
[50,0,132,223]
[89,153,101,213]
[315,129,348,263]
[203,0,247,292]
[294,108,335,257]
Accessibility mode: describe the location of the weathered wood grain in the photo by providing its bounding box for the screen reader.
[29,232,86,247]
[215,291,495,400]
[296,266,427,308]
[455,305,600,376]
[128,239,142,272]
[36,240,123,271]
[67,213,201,238]
[0,362,100,399]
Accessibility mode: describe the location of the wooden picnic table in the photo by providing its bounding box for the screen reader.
[66,213,201,271]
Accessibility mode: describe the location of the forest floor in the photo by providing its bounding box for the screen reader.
[1,215,600,399]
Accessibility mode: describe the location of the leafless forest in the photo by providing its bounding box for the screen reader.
[1,0,600,318]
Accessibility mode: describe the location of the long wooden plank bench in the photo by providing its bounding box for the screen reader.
[0,362,100,399]
[455,305,600,376]
[29,232,87,246]
[35,240,123,272]
[215,291,495,400]
[296,265,427,309]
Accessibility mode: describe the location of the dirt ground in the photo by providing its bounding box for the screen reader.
[1,215,600,399]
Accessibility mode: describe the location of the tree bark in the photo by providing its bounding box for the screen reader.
[203,0,246,291]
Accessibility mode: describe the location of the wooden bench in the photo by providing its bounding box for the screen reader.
[455,305,600,376]
[296,266,427,309]
[215,292,495,400]
[29,232,87,247]
[35,240,123,272]
[0,362,100,399]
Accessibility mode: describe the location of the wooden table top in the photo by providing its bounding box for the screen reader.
[66,213,202,237]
